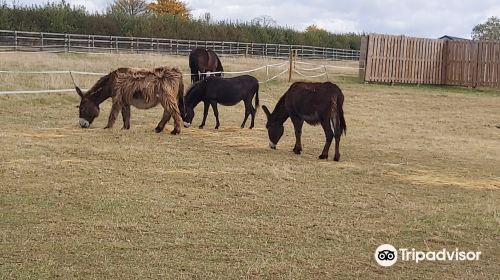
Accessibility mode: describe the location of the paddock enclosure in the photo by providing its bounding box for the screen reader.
[1,52,499,279]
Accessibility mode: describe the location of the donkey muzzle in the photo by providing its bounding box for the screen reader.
[79,118,90,128]
[269,141,277,150]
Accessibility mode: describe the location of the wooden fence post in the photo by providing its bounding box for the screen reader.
[358,36,368,81]
[288,51,294,82]
[441,39,449,85]
[473,41,481,88]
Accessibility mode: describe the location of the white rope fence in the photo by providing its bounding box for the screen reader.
[0,88,83,95]
[294,69,328,78]
[291,61,363,79]
[295,61,363,70]
[0,62,290,95]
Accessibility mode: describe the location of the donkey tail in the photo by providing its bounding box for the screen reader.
[177,78,185,117]
[254,83,260,109]
[338,93,346,136]
[331,94,346,137]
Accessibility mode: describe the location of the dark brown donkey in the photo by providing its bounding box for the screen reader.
[189,47,223,84]
[76,66,185,134]
[262,82,346,161]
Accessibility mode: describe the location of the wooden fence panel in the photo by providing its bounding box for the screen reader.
[446,41,478,87]
[477,41,500,87]
[364,34,500,88]
[364,34,444,84]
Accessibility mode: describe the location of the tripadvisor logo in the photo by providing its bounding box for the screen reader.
[375,244,397,267]
[374,244,481,267]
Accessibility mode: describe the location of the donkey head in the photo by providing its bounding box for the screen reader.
[262,105,284,149]
[182,80,206,128]
[183,106,195,128]
[76,87,100,128]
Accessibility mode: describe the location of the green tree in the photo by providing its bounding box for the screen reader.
[305,24,322,33]
[472,16,500,41]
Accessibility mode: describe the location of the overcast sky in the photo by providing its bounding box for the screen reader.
[19,0,500,39]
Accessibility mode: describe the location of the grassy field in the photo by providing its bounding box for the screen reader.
[0,52,499,279]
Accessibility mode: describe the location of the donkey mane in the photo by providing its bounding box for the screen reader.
[184,80,205,105]
[84,73,111,96]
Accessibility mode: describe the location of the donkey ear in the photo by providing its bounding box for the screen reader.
[75,86,83,98]
[262,105,271,119]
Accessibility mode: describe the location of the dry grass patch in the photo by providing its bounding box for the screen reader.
[0,52,499,279]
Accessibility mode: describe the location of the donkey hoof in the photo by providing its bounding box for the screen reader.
[214,126,219,130]
[293,147,302,154]
[155,127,163,133]
[104,126,111,129]
[333,154,340,162]
[198,125,204,129]
[122,126,130,130]
[170,129,180,135]
[319,154,328,160]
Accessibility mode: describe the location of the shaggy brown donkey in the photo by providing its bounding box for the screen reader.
[76,66,185,135]
[262,82,346,161]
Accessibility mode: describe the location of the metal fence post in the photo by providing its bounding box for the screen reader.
[64,34,68,52]
[14,31,18,51]
[40,32,44,52]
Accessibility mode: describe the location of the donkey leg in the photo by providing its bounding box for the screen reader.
[319,119,334,159]
[104,101,122,129]
[333,135,341,162]
[249,104,256,129]
[290,115,304,154]
[155,110,171,133]
[210,101,220,129]
[170,108,183,135]
[121,105,131,130]
[199,102,209,129]
[241,101,251,128]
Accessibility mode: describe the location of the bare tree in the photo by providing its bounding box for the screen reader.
[251,15,277,27]
[109,0,148,16]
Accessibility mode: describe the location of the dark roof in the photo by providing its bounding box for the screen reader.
[439,35,469,41]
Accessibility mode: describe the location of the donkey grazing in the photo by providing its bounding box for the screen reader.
[262,82,346,161]
[189,47,224,84]
[183,75,259,129]
[76,66,185,135]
